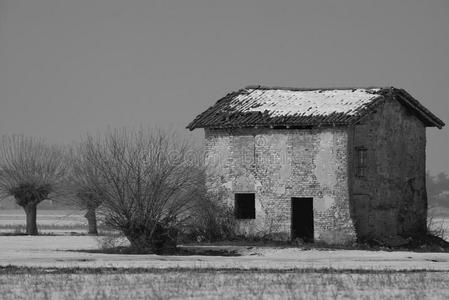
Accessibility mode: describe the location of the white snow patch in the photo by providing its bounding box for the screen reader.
[231,88,381,117]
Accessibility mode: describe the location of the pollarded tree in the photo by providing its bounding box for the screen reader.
[77,189,102,235]
[79,128,204,253]
[68,146,103,235]
[0,135,68,235]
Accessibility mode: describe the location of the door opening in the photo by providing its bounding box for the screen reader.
[291,197,314,242]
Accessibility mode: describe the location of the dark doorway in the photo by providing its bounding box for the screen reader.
[291,197,314,242]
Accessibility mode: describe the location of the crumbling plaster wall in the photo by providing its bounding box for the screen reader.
[204,127,356,244]
[351,97,427,240]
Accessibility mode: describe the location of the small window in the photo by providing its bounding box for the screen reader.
[355,147,368,177]
[235,193,255,219]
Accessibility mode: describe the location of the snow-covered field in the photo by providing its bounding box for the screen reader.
[1,236,449,299]
[0,235,449,271]
[0,210,87,232]
[0,210,448,271]
[1,211,449,299]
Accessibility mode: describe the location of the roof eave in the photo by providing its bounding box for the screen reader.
[187,122,353,131]
[393,88,445,129]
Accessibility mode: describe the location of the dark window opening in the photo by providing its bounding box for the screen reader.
[355,147,367,177]
[235,193,255,219]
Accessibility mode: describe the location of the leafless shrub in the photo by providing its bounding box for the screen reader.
[188,190,237,242]
[0,135,68,235]
[258,215,290,241]
[427,214,447,240]
[78,128,204,253]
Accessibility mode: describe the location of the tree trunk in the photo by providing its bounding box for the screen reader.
[23,203,38,235]
[85,207,98,235]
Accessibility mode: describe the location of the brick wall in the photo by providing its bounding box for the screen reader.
[204,127,357,244]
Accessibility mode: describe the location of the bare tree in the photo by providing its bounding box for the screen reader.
[0,135,68,235]
[79,128,203,253]
[78,190,102,235]
[68,146,103,235]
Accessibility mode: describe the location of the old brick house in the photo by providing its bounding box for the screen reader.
[187,86,445,244]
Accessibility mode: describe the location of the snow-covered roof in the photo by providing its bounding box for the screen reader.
[187,86,444,130]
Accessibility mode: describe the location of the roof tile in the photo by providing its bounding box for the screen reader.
[187,86,444,130]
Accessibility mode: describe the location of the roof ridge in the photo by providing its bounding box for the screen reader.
[244,85,391,91]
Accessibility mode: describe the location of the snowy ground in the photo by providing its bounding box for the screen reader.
[1,210,449,271]
[2,211,449,299]
[1,235,449,271]
[0,210,87,232]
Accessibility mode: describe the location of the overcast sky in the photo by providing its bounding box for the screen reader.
[0,0,448,174]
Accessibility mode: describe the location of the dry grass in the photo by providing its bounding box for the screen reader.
[0,268,449,299]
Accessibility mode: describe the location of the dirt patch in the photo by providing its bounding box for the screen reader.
[73,246,242,256]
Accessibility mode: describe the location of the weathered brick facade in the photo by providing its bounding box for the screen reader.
[205,127,356,244]
[189,86,444,245]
